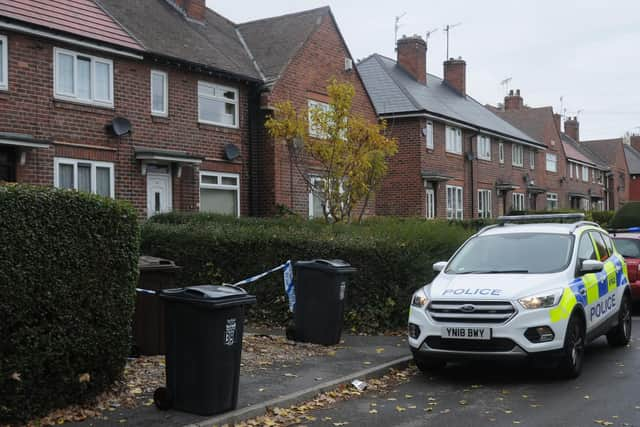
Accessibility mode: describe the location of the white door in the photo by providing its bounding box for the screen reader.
[147,172,172,217]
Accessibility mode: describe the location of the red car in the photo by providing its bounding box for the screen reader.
[611,227,640,302]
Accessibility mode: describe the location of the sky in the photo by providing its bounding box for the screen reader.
[209,0,640,140]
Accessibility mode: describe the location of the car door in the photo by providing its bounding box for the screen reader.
[576,232,603,330]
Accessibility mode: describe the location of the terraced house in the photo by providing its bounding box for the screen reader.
[358,35,547,219]
[0,0,375,218]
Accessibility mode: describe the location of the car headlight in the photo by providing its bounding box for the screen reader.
[411,287,429,308]
[518,289,563,310]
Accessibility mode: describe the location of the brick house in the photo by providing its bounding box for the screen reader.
[577,130,630,209]
[0,0,376,218]
[622,140,640,201]
[357,35,547,219]
[490,91,569,210]
[237,7,377,217]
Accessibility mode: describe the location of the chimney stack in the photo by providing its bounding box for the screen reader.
[564,116,580,142]
[396,35,427,84]
[171,0,205,21]
[630,135,640,152]
[443,57,466,95]
[553,113,562,133]
[504,89,524,110]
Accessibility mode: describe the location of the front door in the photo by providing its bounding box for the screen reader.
[0,147,16,182]
[147,169,172,217]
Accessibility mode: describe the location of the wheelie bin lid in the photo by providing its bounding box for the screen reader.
[294,259,357,273]
[158,285,256,308]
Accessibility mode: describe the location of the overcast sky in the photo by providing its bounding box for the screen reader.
[210,0,640,140]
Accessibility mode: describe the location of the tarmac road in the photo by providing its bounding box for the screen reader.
[304,318,640,427]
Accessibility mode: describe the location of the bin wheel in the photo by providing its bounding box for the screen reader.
[285,324,296,341]
[153,387,173,411]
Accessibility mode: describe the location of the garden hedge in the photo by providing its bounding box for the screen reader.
[609,202,640,229]
[141,213,473,333]
[0,185,140,423]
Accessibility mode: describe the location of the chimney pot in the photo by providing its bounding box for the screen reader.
[516,89,520,96]
[396,35,427,85]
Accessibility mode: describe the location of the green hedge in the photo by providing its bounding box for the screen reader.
[0,185,140,423]
[141,213,473,333]
[610,202,640,228]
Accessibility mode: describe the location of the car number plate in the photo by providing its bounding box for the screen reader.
[441,327,491,340]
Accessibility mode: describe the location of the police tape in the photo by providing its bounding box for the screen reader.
[135,260,296,312]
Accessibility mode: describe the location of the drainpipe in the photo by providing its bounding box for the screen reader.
[466,133,479,218]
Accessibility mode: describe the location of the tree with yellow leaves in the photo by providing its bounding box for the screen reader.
[265,79,397,223]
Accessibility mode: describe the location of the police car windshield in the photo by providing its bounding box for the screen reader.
[446,233,573,274]
[613,238,640,258]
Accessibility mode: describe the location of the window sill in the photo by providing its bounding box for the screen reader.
[151,115,170,124]
[477,157,492,163]
[198,120,239,130]
[53,98,114,115]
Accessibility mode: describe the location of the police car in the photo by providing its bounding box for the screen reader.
[408,214,632,378]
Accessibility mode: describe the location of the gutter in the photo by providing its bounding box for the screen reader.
[0,19,143,60]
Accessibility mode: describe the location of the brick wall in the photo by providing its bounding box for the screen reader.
[0,31,251,217]
[255,13,378,218]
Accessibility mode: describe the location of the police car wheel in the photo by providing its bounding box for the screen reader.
[558,314,585,379]
[606,294,632,347]
[414,356,446,372]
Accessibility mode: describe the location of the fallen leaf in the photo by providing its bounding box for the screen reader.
[405,394,413,399]
[78,373,91,383]
[284,373,298,378]
[376,348,385,354]
[395,405,406,412]
[9,372,21,382]
[584,395,590,400]
[504,409,513,414]
[369,409,378,414]
[459,400,467,405]
[408,404,417,409]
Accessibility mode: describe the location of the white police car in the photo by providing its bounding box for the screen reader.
[408,214,632,378]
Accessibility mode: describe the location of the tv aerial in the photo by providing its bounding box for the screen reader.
[443,22,462,59]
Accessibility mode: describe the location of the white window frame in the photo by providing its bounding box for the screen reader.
[478,189,492,218]
[53,157,115,198]
[569,161,573,178]
[425,121,434,150]
[477,135,491,160]
[529,150,535,170]
[582,165,589,182]
[446,185,463,220]
[425,188,435,219]
[53,47,114,107]
[308,99,332,138]
[545,153,557,172]
[575,164,580,179]
[512,192,525,211]
[197,81,239,128]
[498,142,505,164]
[445,126,463,154]
[150,70,168,117]
[546,192,558,210]
[199,171,240,217]
[0,35,7,90]
[512,144,524,167]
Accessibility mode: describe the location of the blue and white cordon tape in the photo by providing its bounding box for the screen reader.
[136,260,296,312]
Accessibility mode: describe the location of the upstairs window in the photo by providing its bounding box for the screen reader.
[54,48,113,107]
[582,165,589,182]
[445,126,462,154]
[498,142,505,164]
[425,121,434,150]
[569,162,573,178]
[308,100,332,138]
[477,135,491,160]
[150,70,168,116]
[529,150,535,170]
[0,35,7,90]
[198,82,238,127]
[512,144,524,167]
[546,153,557,172]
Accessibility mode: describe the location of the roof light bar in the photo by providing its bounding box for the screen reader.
[608,226,640,233]
[497,213,585,225]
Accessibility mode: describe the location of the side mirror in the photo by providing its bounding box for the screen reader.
[433,261,447,272]
[580,259,604,274]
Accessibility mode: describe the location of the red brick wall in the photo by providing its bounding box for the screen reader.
[255,13,378,218]
[630,175,640,201]
[0,31,250,217]
[376,115,574,219]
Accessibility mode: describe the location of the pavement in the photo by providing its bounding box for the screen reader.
[72,332,411,427]
[298,317,640,427]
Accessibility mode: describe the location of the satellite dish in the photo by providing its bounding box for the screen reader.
[224,143,240,161]
[106,117,132,137]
